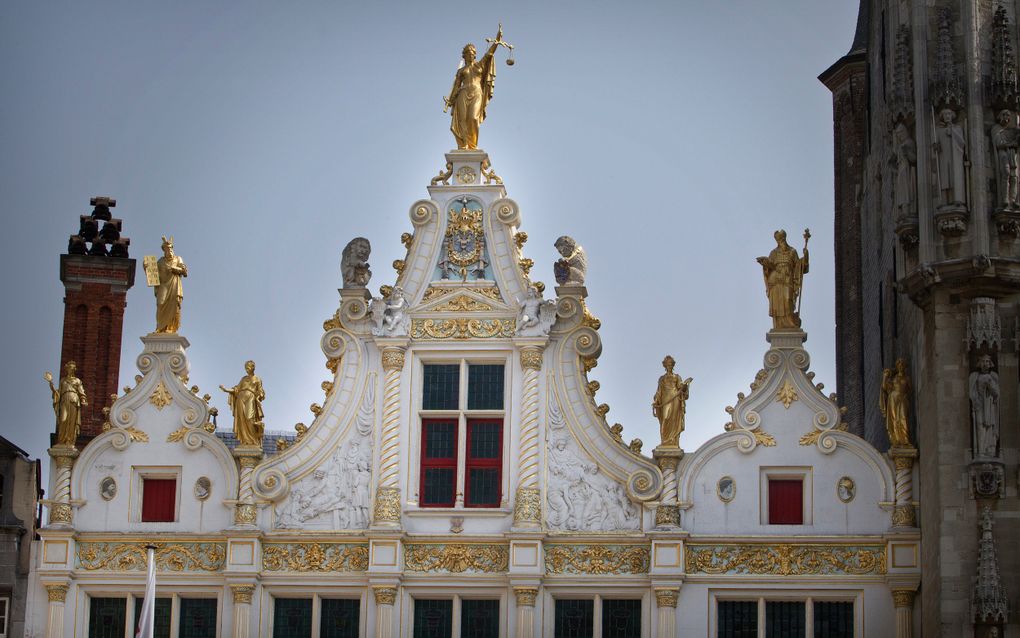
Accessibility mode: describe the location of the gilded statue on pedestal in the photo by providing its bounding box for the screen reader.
[652,356,691,448]
[220,361,265,448]
[444,25,514,150]
[757,229,809,330]
[880,358,913,448]
[151,236,188,334]
[45,361,88,448]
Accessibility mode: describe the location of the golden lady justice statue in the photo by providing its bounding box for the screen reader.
[652,356,692,448]
[145,236,188,334]
[880,358,913,448]
[220,360,266,448]
[757,229,810,329]
[444,25,515,150]
[44,361,88,448]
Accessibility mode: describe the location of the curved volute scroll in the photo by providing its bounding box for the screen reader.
[548,324,663,513]
[725,330,843,454]
[251,328,368,503]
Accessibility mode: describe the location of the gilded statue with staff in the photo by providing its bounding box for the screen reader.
[144,236,189,334]
[444,24,515,150]
[652,355,692,448]
[757,229,810,329]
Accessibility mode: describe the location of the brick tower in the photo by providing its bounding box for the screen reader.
[58,197,135,444]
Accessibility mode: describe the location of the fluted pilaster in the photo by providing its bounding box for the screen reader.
[514,587,538,638]
[892,589,914,638]
[230,584,255,638]
[44,583,68,638]
[655,588,679,638]
[373,587,397,638]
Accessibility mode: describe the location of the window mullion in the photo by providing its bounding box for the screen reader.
[311,594,320,638]
[593,594,602,638]
[805,596,813,638]
[758,597,766,638]
[456,413,467,507]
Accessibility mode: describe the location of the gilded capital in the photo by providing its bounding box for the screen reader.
[48,503,73,525]
[893,455,914,471]
[373,486,401,523]
[514,587,538,607]
[381,348,406,371]
[520,347,544,371]
[234,503,257,526]
[45,583,69,603]
[655,504,680,527]
[655,588,679,608]
[374,587,397,605]
[512,487,541,525]
[231,584,255,604]
[891,589,915,608]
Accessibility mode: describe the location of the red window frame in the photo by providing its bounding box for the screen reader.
[420,419,458,507]
[141,478,177,522]
[464,419,503,508]
[768,478,804,525]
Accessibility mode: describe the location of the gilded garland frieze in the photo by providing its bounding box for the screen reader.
[684,543,886,576]
[411,318,515,340]
[404,543,509,573]
[544,544,651,575]
[76,542,226,572]
[261,543,369,572]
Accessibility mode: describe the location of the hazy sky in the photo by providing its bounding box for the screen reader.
[0,2,859,478]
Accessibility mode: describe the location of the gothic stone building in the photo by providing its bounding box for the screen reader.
[822,0,1018,635]
[24,147,922,637]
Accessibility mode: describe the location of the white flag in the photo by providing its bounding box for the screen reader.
[136,546,156,638]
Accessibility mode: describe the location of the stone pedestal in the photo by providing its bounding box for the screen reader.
[653,447,683,529]
[232,446,263,527]
[46,446,78,527]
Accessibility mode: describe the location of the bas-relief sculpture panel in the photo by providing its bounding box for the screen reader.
[275,384,375,530]
[545,395,639,532]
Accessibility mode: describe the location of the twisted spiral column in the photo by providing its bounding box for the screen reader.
[233,449,262,526]
[374,348,405,525]
[513,348,543,527]
[890,448,917,528]
[47,447,78,526]
[653,449,682,528]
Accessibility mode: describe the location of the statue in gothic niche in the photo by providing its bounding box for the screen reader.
[340,237,371,288]
[969,354,1000,459]
[991,109,1020,210]
[932,109,968,210]
[891,122,917,217]
[880,358,913,448]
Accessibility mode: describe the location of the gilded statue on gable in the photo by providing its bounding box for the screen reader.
[757,229,809,329]
[45,361,88,448]
[220,360,266,448]
[652,356,691,448]
[444,25,514,150]
[880,358,913,448]
[151,236,188,334]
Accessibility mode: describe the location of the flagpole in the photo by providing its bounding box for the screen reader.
[137,544,157,638]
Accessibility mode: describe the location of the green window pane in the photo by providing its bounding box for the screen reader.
[412,599,452,638]
[88,598,126,638]
[717,601,757,638]
[813,601,853,638]
[554,599,593,638]
[320,598,360,638]
[179,598,218,638]
[273,598,312,638]
[461,599,499,638]
[467,364,504,409]
[602,599,641,638]
[423,365,459,409]
[765,601,805,638]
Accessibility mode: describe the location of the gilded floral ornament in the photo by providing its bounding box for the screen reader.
[545,545,650,575]
[149,380,173,410]
[122,426,149,442]
[753,430,777,447]
[776,379,798,409]
[76,542,226,572]
[411,318,515,340]
[432,295,494,312]
[262,543,369,572]
[456,166,476,184]
[404,543,509,573]
[684,543,886,576]
[422,286,502,303]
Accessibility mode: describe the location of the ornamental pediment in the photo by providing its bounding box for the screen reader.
[414,284,510,314]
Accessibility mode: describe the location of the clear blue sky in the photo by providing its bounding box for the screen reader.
[0,1,860,476]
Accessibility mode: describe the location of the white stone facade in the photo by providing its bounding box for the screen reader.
[27,150,919,637]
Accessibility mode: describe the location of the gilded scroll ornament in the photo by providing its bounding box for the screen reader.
[76,542,226,572]
[404,543,509,573]
[684,543,886,576]
[262,543,369,572]
[544,545,650,575]
[149,380,173,410]
[411,318,515,340]
[776,380,798,409]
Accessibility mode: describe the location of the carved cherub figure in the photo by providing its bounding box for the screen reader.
[370,286,410,336]
[515,285,557,336]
